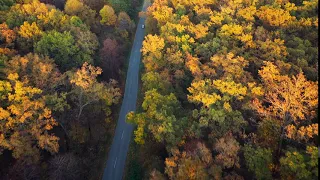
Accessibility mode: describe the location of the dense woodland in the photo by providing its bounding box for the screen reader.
[126,0,318,179]
[0,0,143,179]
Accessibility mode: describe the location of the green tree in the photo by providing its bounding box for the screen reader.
[107,0,130,14]
[34,30,83,71]
[195,37,221,60]
[280,146,318,179]
[243,145,273,180]
[73,29,99,61]
[127,89,186,145]
[0,0,15,11]
[70,16,84,27]
[256,118,281,151]
[125,0,319,179]
[141,72,171,94]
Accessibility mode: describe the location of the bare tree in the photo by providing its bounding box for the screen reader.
[48,153,81,180]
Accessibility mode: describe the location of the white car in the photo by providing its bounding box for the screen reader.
[142,24,145,29]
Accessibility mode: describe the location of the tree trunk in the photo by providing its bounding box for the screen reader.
[57,115,70,151]
[278,112,290,156]
[87,119,92,141]
[278,126,285,156]
[77,106,84,121]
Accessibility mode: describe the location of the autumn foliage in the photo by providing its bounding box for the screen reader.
[126,0,318,179]
[0,0,136,178]
[0,73,59,163]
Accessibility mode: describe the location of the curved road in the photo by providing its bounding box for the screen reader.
[102,2,149,180]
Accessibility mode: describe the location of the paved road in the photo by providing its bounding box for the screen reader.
[102,2,149,180]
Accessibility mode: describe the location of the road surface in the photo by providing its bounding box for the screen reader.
[102,2,149,180]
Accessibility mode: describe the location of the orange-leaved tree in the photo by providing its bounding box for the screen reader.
[252,61,318,153]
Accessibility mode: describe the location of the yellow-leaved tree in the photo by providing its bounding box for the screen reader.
[99,5,117,26]
[18,22,43,39]
[0,73,59,163]
[69,62,121,121]
[141,34,166,71]
[256,6,296,27]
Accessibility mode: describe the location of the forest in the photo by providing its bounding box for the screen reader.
[125,0,318,179]
[0,0,318,180]
[0,0,143,179]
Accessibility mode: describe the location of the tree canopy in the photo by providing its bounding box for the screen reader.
[127,0,319,179]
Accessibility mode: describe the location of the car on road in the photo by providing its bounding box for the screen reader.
[142,24,145,29]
